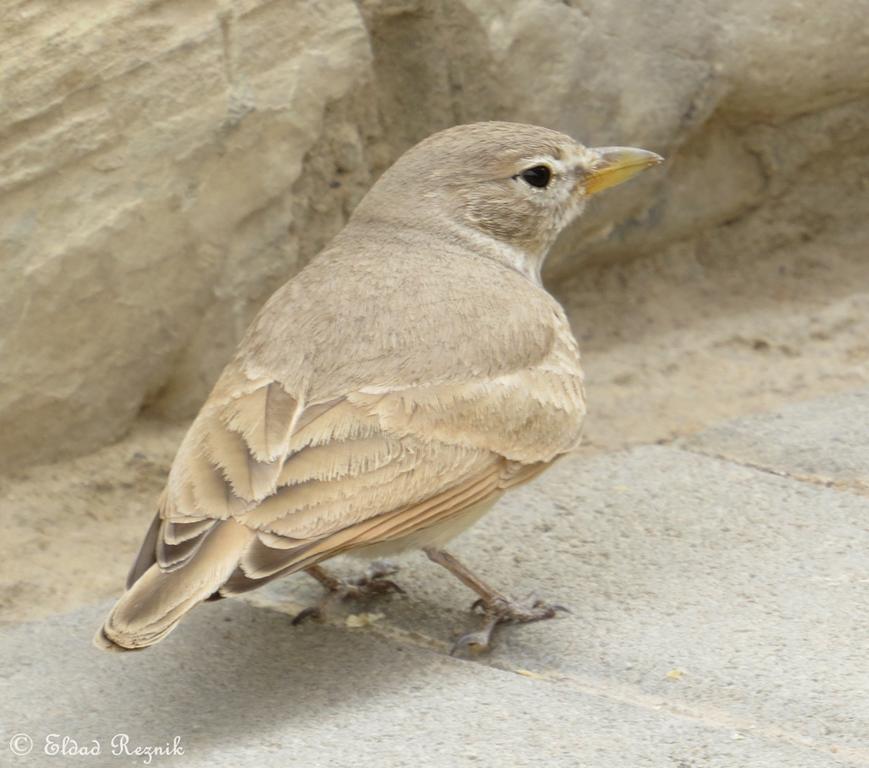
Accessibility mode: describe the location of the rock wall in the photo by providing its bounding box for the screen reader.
[2,0,868,467]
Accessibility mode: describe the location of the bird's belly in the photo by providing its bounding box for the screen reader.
[347,494,502,559]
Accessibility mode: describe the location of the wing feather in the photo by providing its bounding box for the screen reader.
[220,382,299,462]
[156,520,216,571]
[228,459,504,583]
[131,345,585,601]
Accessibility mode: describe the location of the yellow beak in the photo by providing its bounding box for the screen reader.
[584,146,663,196]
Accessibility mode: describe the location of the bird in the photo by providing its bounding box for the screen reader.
[95,121,662,654]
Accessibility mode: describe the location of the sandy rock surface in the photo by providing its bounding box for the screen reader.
[2,0,868,467]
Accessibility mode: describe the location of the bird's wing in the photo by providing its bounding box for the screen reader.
[127,347,585,594]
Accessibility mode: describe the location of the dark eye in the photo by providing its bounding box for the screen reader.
[516,165,552,188]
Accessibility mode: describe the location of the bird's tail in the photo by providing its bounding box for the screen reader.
[94,519,251,652]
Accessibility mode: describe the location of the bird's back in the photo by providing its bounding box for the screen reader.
[238,228,581,409]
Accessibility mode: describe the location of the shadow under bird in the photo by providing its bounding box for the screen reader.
[96,121,662,654]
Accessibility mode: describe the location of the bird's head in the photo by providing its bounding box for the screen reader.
[353,121,662,275]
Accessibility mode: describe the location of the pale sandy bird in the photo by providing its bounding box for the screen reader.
[96,121,661,654]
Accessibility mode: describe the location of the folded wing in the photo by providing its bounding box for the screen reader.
[98,348,584,650]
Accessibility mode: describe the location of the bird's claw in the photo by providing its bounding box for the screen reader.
[453,594,568,656]
[450,618,499,656]
[363,560,401,581]
[293,561,405,624]
[344,560,405,597]
[334,560,405,600]
[291,606,322,625]
[339,578,405,600]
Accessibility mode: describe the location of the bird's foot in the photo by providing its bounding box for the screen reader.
[292,561,405,625]
[451,594,569,656]
[422,546,567,656]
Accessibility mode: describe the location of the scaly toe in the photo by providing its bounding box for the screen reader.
[295,564,405,625]
[371,578,405,595]
[339,578,404,601]
[450,622,497,656]
[365,560,401,581]
[291,606,323,625]
[479,595,568,624]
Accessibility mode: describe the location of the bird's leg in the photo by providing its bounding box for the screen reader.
[308,561,404,597]
[292,561,405,625]
[303,564,345,592]
[423,547,567,655]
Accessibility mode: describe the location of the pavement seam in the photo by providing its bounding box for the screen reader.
[673,443,869,497]
[484,663,869,768]
[244,594,869,767]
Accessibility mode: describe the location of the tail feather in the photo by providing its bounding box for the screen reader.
[125,510,161,589]
[95,520,252,652]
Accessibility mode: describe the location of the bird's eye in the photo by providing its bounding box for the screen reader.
[516,165,552,188]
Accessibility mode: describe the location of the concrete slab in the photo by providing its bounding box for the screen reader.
[3,434,867,767]
[0,600,853,768]
[680,388,869,494]
[251,446,869,764]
